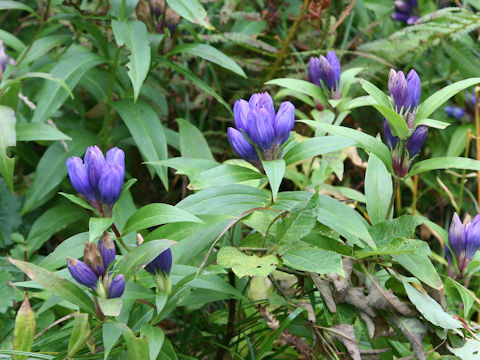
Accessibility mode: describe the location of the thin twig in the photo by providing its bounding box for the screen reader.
[328,0,356,35]
[34,313,77,339]
[386,179,399,219]
[111,223,131,252]
[475,86,480,206]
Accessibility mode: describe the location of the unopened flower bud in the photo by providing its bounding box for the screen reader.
[136,233,145,246]
[145,248,172,276]
[85,145,106,194]
[67,257,98,289]
[98,163,125,205]
[164,7,181,33]
[99,232,116,271]
[66,157,96,201]
[0,41,8,73]
[407,126,428,157]
[308,51,341,96]
[274,102,295,146]
[108,274,125,298]
[84,242,105,276]
[445,106,465,119]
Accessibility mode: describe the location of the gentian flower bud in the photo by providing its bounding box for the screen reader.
[248,93,275,124]
[233,99,249,131]
[164,7,181,33]
[85,146,106,194]
[388,69,408,112]
[274,102,295,145]
[98,163,125,205]
[465,215,480,267]
[67,257,98,290]
[84,242,105,277]
[106,147,125,171]
[445,106,465,119]
[308,51,341,98]
[150,0,165,18]
[227,128,258,161]
[145,248,172,276]
[108,274,125,298]
[247,108,275,151]
[406,126,428,157]
[391,0,418,24]
[66,157,96,202]
[406,69,421,110]
[383,119,398,150]
[0,41,8,73]
[99,232,116,271]
[448,213,467,273]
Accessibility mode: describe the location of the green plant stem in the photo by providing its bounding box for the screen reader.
[264,0,311,82]
[66,324,102,358]
[100,47,121,146]
[111,223,130,252]
[386,179,400,220]
[458,129,472,211]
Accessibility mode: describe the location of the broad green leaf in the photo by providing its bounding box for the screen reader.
[176,184,270,216]
[177,118,214,160]
[188,164,263,190]
[445,277,476,319]
[340,67,363,98]
[26,203,87,256]
[393,253,442,289]
[31,51,103,123]
[266,78,326,103]
[217,246,278,278]
[314,194,375,248]
[356,238,429,258]
[112,20,151,101]
[13,296,35,360]
[262,159,285,201]
[39,232,88,271]
[109,0,138,20]
[275,210,317,254]
[447,124,472,157]
[122,203,202,234]
[365,153,392,224]
[169,43,245,77]
[103,323,122,360]
[19,34,70,65]
[89,217,113,243]
[97,298,122,317]
[110,322,150,360]
[16,123,71,142]
[407,157,480,177]
[403,281,461,329]
[0,0,38,16]
[359,79,391,108]
[112,100,168,189]
[155,56,231,112]
[415,118,450,129]
[9,258,94,313]
[0,29,25,52]
[154,157,219,179]
[59,192,97,212]
[372,104,409,139]
[115,239,176,277]
[282,246,345,275]
[165,0,214,29]
[140,324,165,360]
[67,313,89,354]
[2,72,73,99]
[0,105,15,191]
[283,136,356,165]
[301,121,392,171]
[416,77,480,121]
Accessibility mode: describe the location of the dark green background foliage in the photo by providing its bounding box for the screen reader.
[2,0,480,359]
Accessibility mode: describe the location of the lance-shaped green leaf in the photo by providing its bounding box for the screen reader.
[112,20,151,101]
[97,298,122,317]
[16,123,71,142]
[67,313,90,354]
[89,217,113,243]
[177,118,214,160]
[140,324,165,360]
[266,78,327,104]
[188,164,263,190]
[0,105,15,191]
[262,159,285,201]
[407,157,480,177]
[365,153,392,224]
[122,203,203,234]
[9,258,94,313]
[13,295,35,360]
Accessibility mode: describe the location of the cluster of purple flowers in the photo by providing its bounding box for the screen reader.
[68,232,125,299]
[227,92,295,164]
[308,51,341,99]
[384,69,427,177]
[391,0,419,25]
[66,146,125,216]
[446,213,480,276]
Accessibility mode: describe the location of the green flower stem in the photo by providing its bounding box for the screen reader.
[386,178,400,220]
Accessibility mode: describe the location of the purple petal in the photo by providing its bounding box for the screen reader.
[406,69,421,110]
[227,127,258,161]
[67,258,98,290]
[233,99,250,131]
[248,92,275,124]
[274,101,295,145]
[85,145,105,193]
[66,157,96,201]
[247,108,275,151]
[98,163,124,205]
[108,274,125,298]
[407,126,427,157]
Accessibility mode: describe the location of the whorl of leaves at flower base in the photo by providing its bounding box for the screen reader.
[67,234,124,299]
[383,69,428,178]
[391,0,419,25]
[446,213,480,275]
[308,51,341,99]
[66,146,125,215]
[227,92,295,163]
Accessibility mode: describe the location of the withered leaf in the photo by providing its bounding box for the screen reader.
[391,315,427,360]
[344,287,376,317]
[326,258,353,300]
[310,273,337,313]
[327,323,361,360]
[366,278,417,317]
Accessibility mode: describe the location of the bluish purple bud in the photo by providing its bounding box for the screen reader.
[407,126,427,156]
[98,163,125,205]
[406,69,421,110]
[445,245,453,266]
[249,93,275,124]
[318,55,337,91]
[388,69,408,111]
[67,257,98,290]
[449,213,467,271]
[227,127,259,161]
[108,274,125,298]
[233,99,250,131]
[85,146,105,193]
[145,248,172,276]
[274,101,295,145]
[383,119,398,150]
[391,11,411,22]
[66,157,96,201]
[326,51,341,89]
[247,108,275,151]
[84,242,105,277]
[445,106,465,119]
[0,42,8,72]
[106,147,125,172]
[393,0,411,13]
[465,215,480,263]
[99,232,116,271]
[407,0,418,7]
[308,57,321,87]
[406,15,419,25]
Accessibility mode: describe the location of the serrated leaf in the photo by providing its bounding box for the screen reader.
[282,246,345,275]
[217,246,278,278]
